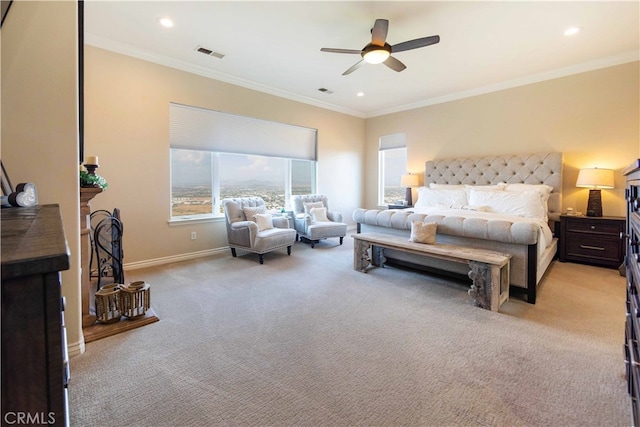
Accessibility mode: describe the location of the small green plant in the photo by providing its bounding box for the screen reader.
[80,170,109,190]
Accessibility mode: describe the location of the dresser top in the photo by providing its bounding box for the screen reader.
[1,204,70,280]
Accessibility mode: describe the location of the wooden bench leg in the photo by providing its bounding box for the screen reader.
[354,239,372,272]
[467,261,509,311]
[468,261,493,311]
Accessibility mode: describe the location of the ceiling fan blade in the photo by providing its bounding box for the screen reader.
[342,59,366,76]
[371,19,389,46]
[383,56,406,72]
[391,35,440,53]
[321,48,362,54]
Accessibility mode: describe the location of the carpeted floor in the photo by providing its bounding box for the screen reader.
[70,235,631,426]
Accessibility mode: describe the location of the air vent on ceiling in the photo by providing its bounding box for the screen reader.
[195,46,225,59]
[318,88,334,94]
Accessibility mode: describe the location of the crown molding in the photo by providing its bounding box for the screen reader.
[85,33,638,121]
[84,33,366,119]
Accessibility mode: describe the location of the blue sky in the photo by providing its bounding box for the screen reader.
[171,150,311,186]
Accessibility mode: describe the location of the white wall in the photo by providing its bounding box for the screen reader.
[1,1,83,355]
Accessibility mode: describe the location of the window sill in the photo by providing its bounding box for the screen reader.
[168,216,224,226]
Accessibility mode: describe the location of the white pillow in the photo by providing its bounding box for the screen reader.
[468,189,546,220]
[460,205,488,212]
[242,205,266,221]
[429,183,465,189]
[414,187,468,208]
[435,203,488,211]
[463,183,506,201]
[504,183,552,220]
[254,213,274,231]
[465,183,506,191]
[310,207,329,222]
[303,201,324,215]
[409,221,437,244]
[503,183,553,195]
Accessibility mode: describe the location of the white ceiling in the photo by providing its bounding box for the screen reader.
[84,1,639,118]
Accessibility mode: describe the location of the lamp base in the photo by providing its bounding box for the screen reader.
[586,189,603,217]
[404,187,413,206]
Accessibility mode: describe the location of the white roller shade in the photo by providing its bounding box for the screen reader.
[170,103,317,160]
[379,133,406,151]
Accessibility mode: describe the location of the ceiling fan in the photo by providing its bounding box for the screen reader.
[321,19,440,76]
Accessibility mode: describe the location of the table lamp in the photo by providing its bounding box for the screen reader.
[400,173,419,206]
[576,167,614,217]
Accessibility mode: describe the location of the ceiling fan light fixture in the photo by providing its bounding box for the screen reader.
[363,48,390,64]
[361,43,391,64]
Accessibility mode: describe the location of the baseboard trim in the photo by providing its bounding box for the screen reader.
[68,339,85,358]
[124,226,357,271]
[124,247,229,271]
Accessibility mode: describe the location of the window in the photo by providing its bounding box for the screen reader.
[170,104,317,220]
[171,149,213,218]
[378,133,407,205]
[219,154,286,209]
[171,150,316,218]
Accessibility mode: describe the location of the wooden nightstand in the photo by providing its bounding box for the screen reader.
[559,215,625,268]
[387,204,413,209]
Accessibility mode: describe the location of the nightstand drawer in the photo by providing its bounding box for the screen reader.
[564,235,622,265]
[564,218,623,236]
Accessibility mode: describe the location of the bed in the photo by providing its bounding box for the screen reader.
[352,152,563,304]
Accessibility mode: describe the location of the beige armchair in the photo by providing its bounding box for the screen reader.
[291,194,347,248]
[222,197,297,264]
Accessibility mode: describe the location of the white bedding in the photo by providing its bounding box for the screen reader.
[406,206,554,253]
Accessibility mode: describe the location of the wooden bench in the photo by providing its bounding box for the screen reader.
[352,232,511,312]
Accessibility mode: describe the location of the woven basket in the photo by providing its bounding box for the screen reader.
[95,284,122,324]
[120,281,151,319]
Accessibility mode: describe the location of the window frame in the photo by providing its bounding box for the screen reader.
[170,149,317,222]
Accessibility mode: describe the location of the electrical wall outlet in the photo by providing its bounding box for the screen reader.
[190,232,197,240]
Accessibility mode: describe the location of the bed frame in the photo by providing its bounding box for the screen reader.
[423,151,563,303]
[355,152,563,304]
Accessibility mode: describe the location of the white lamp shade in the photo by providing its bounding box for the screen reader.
[576,168,614,189]
[400,174,419,187]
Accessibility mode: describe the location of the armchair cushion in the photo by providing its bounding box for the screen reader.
[243,205,266,221]
[303,201,324,215]
[310,207,329,222]
[255,213,274,231]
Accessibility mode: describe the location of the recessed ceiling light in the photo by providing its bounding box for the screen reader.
[357,92,365,97]
[159,17,174,28]
[564,27,580,36]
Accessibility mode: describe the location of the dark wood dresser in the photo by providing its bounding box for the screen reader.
[558,215,625,268]
[1,205,70,426]
[624,160,640,425]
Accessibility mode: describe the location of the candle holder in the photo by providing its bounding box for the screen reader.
[84,164,99,175]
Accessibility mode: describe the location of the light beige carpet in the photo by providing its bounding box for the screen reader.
[70,236,630,426]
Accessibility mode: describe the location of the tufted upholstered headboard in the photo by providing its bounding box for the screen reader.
[424,152,563,221]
